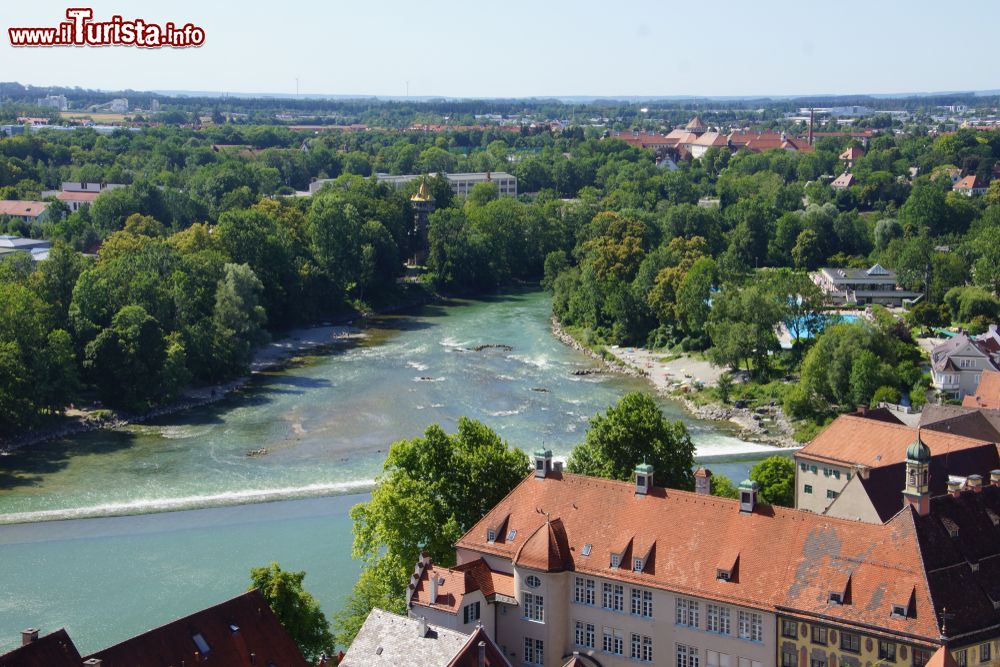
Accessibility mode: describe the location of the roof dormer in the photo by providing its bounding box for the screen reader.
[635,463,654,496]
[716,549,740,583]
[828,573,852,605]
[534,449,552,479]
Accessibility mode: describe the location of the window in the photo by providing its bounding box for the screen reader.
[676,597,699,627]
[823,468,831,477]
[523,637,543,666]
[805,484,813,494]
[613,584,624,612]
[507,529,517,541]
[642,590,653,618]
[525,575,541,588]
[800,463,808,472]
[575,621,595,648]
[782,619,798,639]
[827,489,839,499]
[708,604,731,635]
[782,651,798,667]
[913,649,931,667]
[523,592,544,622]
[192,633,211,655]
[879,640,897,662]
[677,644,700,667]
[603,628,624,655]
[487,529,496,542]
[603,582,613,609]
[811,625,828,645]
[581,543,592,557]
[956,650,967,667]
[811,660,827,667]
[575,577,595,605]
[634,557,644,572]
[631,588,642,615]
[463,601,480,624]
[632,634,642,660]
[840,631,860,653]
[832,470,840,480]
[611,553,620,568]
[810,465,818,474]
[738,610,762,642]
[891,604,907,618]
[980,643,991,663]
[642,636,653,663]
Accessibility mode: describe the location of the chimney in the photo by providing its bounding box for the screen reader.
[533,449,552,479]
[553,460,564,474]
[968,474,983,492]
[478,641,486,667]
[634,463,654,496]
[808,108,815,146]
[21,629,38,646]
[417,616,428,638]
[84,660,103,667]
[694,467,712,495]
[991,470,1000,486]
[429,575,439,604]
[947,479,963,497]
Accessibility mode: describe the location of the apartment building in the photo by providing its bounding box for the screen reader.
[931,330,1000,401]
[811,263,921,307]
[401,450,1000,667]
[309,172,517,198]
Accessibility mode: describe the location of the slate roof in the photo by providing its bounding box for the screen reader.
[921,404,1000,442]
[930,334,999,373]
[341,609,509,667]
[0,629,82,667]
[456,471,945,641]
[83,590,307,667]
[797,414,992,469]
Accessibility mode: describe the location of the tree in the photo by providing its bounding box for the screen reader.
[791,229,823,270]
[972,225,1000,295]
[212,263,268,373]
[567,391,695,491]
[339,419,528,644]
[84,305,167,411]
[750,456,795,507]
[716,372,733,404]
[249,562,334,662]
[849,350,884,407]
[710,473,739,499]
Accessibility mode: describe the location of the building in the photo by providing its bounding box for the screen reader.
[410,450,1000,667]
[342,608,510,667]
[812,263,922,306]
[0,629,82,667]
[931,329,1000,400]
[954,175,989,196]
[36,94,68,111]
[729,132,813,153]
[0,235,51,252]
[108,98,129,113]
[689,132,730,159]
[409,179,436,266]
[965,369,1000,409]
[53,182,125,212]
[309,172,517,198]
[830,173,855,189]
[794,413,999,521]
[0,200,49,222]
[838,146,865,167]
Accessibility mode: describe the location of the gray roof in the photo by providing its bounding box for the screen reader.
[819,264,899,283]
[930,334,999,372]
[341,608,471,667]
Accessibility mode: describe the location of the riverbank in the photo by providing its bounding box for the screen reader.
[0,289,438,455]
[550,317,796,447]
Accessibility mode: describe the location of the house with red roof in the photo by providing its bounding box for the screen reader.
[953,174,989,196]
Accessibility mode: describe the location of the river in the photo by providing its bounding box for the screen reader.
[0,290,785,653]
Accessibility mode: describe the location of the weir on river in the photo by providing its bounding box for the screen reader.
[0,290,784,653]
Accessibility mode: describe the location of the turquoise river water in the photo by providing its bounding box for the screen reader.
[0,290,785,653]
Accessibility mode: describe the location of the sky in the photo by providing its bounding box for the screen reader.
[2,0,998,99]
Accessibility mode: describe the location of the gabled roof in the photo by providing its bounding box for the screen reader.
[954,175,986,191]
[685,116,706,130]
[921,404,1000,442]
[56,191,100,203]
[0,629,82,667]
[927,646,959,667]
[831,172,855,188]
[340,609,470,667]
[693,131,728,147]
[83,590,307,667]
[931,334,999,373]
[797,414,992,469]
[446,626,511,667]
[410,559,515,613]
[457,471,942,640]
[839,146,865,161]
[964,370,1000,409]
[0,200,48,218]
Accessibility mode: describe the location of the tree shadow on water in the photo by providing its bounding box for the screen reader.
[0,429,137,492]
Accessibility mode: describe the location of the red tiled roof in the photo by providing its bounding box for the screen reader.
[797,415,991,468]
[83,590,308,667]
[446,627,512,667]
[513,518,572,571]
[927,646,959,667]
[456,471,941,640]
[56,191,100,203]
[831,172,855,188]
[0,629,82,667]
[411,559,515,613]
[839,146,865,160]
[964,370,1000,409]
[0,200,48,218]
[954,175,985,190]
[693,131,728,147]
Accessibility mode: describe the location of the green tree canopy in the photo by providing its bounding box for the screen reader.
[750,456,795,507]
[249,562,334,662]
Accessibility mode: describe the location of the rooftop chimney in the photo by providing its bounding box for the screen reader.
[417,616,428,638]
[553,460,564,474]
[21,629,38,646]
[534,449,552,479]
[478,641,486,667]
[83,660,103,667]
[991,470,1000,486]
[968,474,983,492]
[429,575,439,604]
[739,479,759,513]
[694,467,712,495]
[947,479,963,497]
[634,463,654,496]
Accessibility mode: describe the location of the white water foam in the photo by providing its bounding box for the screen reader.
[406,361,429,372]
[412,376,445,383]
[0,480,376,525]
[488,409,522,417]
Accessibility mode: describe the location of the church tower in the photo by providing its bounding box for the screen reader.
[409,178,436,266]
[903,430,931,516]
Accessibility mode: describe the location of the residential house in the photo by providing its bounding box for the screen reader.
[0,200,48,223]
[838,145,865,167]
[55,182,125,212]
[342,608,510,667]
[310,172,517,198]
[954,175,989,196]
[0,235,51,253]
[964,369,1000,409]
[930,330,1000,400]
[830,173,855,189]
[690,132,730,159]
[794,413,999,521]
[415,450,1000,667]
[729,132,812,153]
[811,263,922,306]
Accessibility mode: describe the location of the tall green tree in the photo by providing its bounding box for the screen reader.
[249,562,334,662]
[212,263,268,373]
[749,456,795,507]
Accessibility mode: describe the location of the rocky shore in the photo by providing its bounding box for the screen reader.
[550,317,796,447]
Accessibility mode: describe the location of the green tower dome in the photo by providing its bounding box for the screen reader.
[906,434,931,464]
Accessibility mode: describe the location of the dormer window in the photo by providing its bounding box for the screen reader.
[610,553,620,568]
[829,592,843,604]
[487,529,496,543]
[890,604,907,618]
[716,569,731,582]
[507,529,517,541]
[633,558,643,572]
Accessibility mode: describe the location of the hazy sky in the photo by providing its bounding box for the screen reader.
[2,0,997,98]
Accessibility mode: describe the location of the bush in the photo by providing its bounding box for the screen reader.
[870,385,901,407]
